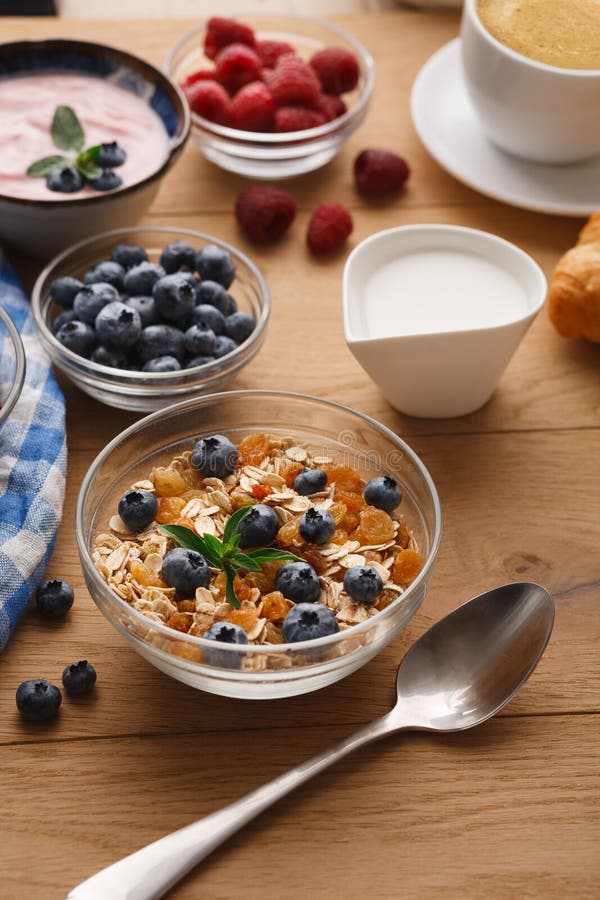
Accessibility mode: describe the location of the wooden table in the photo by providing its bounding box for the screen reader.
[1,12,599,900]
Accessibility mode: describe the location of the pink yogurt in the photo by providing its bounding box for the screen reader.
[0,73,169,200]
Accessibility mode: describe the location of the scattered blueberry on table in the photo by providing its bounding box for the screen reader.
[36,578,74,619]
[62,660,97,696]
[16,679,62,722]
[50,241,256,372]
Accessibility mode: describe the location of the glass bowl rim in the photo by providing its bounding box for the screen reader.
[0,306,27,427]
[76,388,442,656]
[165,12,376,144]
[30,224,271,383]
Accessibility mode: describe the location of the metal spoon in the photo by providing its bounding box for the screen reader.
[67,581,554,900]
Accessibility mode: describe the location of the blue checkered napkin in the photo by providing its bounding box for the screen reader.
[0,251,66,651]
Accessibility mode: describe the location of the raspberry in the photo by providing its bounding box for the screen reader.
[274,106,327,132]
[231,81,274,131]
[268,54,321,109]
[353,149,410,195]
[204,17,256,60]
[182,68,216,90]
[256,39,295,68]
[184,79,232,125]
[316,93,347,121]
[310,46,360,95]
[235,186,297,243]
[215,43,263,94]
[306,203,353,255]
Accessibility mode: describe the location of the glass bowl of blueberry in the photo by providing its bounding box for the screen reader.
[31,226,270,412]
[76,390,441,699]
[166,14,375,179]
[0,306,26,429]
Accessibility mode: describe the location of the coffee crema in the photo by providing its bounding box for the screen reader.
[477,0,600,70]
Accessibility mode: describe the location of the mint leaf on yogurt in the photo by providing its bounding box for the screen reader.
[26,155,69,177]
[51,105,85,152]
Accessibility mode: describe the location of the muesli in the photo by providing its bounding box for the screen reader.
[92,432,423,649]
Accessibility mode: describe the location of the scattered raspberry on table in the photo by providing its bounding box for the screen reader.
[353,148,410,195]
[235,185,297,243]
[307,203,354,255]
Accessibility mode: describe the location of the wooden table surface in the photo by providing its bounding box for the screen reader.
[1,11,599,900]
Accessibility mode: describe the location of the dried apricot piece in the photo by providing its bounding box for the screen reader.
[152,467,187,497]
[224,606,260,633]
[357,506,395,544]
[166,612,194,633]
[323,464,364,492]
[261,591,292,622]
[252,483,274,500]
[238,432,271,466]
[392,549,423,587]
[130,559,166,588]
[155,496,187,524]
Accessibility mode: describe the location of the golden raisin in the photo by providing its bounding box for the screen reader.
[252,483,274,500]
[283,462,303,487]
[331,528,349,545]
[341,511,361,533]
[152,467,187,497]
[238,433,271,466]
[166,612,194,633]
[334,490,365,512]
[224,606,259,633]
[392,549,423,587]
[230,490,256,510]
[174,516,196,530]
[213,572,226,598]
[397,522,411,549]
[155,496,186,524]
[177,599,196,613]
[329,501,348,525]
[277,519,300,548]
[130,559,166,588]
[233,575,255,604]
[323,465,364,492]
[244,561,282,593]
[261,591,291,622]
[298,547,326,574]
[357,506,395,544]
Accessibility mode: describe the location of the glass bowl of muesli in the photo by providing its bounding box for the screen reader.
[76,390,441,698]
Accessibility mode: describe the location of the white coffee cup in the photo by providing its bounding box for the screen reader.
[460,0,600,165]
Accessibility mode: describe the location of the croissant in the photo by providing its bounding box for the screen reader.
[547,212,600,342]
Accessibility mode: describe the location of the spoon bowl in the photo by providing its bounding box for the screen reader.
[391,582,554,731]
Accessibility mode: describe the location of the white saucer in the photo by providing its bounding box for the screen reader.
[411,39,600,218]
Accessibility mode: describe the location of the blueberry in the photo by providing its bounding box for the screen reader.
[298,508,336,545]
[343,565,384,606]
[236,503,279,549]
[363,476,402,513]
[179,271,198,290]
[50,276,83,309]
[53,309,79,332]
[96,141,127,168]
[226,294,238,315]
[213,335,238,359]
[275,561,321,604]
[55,320,95,357]
[35,578,74,618]
[137,324,185,363]
[16,679,62,722]
[194,280,231,315]
[192,304,226,335]
[118,488,158,531]
[203,622,248,669]
[153,273,196,326]
[195,244,235,288]
[46,166,84,193]
[83,260,125,290]
[184,324,216,357]
[111,242,149,269]
[224,311,255,344]
[185,355,215,368]
[123,261,166,296]
[191,433,238,478]
[124,295,159,328]
[73,282,120,324]
[142,356,181,372]
[62,660,97,696]
[90,345,129,368]
[281,603,339,643]
[161,548,211,595]
[160,240,196,273]
[293,468,327,496]
[95,301,142,349]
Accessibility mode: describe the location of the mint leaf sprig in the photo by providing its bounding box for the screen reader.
[26,105,102,181]
[159,506,302,609]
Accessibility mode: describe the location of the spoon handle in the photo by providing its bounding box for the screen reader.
[66,712,399,900]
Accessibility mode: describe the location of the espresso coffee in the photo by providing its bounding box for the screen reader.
[477,0,600,70]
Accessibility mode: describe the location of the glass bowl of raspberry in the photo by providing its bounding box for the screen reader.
[31,226,270,412]
[76,390,441,699]
[166,14,375,179]
[0,306,26,429]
